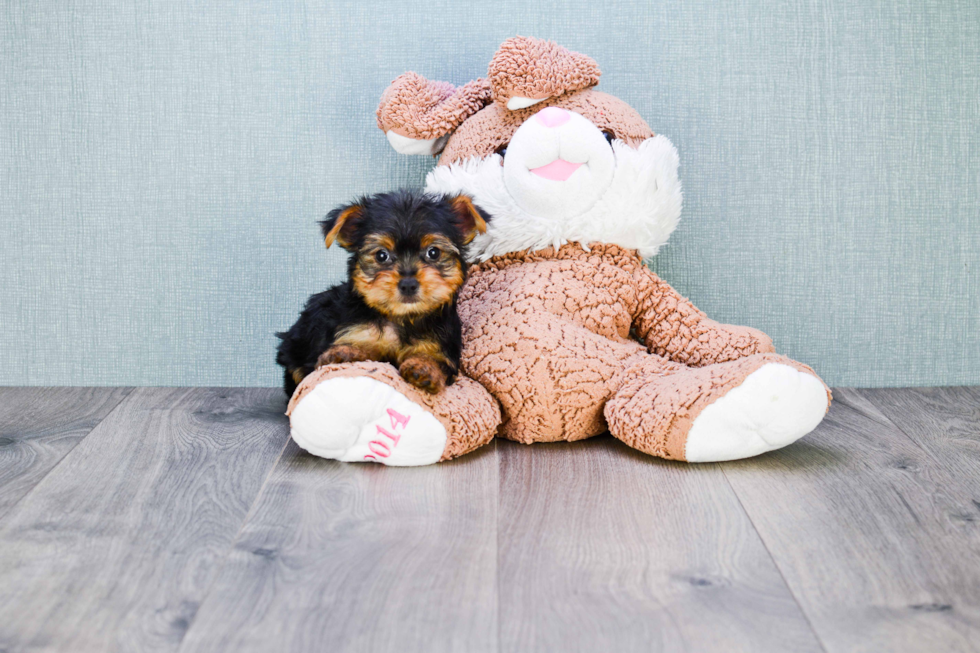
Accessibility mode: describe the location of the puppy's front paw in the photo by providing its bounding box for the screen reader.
[399,357,446,394]
[317,345,371,368]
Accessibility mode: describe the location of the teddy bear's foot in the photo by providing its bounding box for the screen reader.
[285,362,502,465]
[289,375,447,466]
[605,353,830,462]
[684,363,828,462]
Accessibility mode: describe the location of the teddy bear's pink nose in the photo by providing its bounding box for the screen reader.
[534,106,571,128]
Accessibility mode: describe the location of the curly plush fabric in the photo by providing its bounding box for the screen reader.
[631,269,777,366]
[456,242,822,450]
[488,36,601,107]
[376,73,492,140]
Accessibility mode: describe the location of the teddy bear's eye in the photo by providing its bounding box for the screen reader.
[494,143,509,164]
[602,130,616,145]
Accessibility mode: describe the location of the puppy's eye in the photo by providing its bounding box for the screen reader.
[424,246,441,261]
[374,249,390,263]
[602,130,616,145]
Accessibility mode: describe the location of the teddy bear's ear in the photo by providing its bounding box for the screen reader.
[376,72,492,156]
[489,36,601,111]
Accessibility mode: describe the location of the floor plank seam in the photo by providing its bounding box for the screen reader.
[174,428,294,653]
[719,465,831,653]
[848,389,952,472]
[493,438,501,653]
[0,387,136,526]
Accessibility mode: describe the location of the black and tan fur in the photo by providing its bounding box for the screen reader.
[276,189,489,396]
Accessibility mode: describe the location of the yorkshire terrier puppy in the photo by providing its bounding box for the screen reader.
[276,189,490,397]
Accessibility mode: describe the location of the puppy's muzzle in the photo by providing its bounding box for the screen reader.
[397,276,420,299]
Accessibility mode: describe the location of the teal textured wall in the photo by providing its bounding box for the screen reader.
[1,0,978,387]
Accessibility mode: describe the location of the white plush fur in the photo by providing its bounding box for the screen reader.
[684,364,829,463]
[426,132,683,261]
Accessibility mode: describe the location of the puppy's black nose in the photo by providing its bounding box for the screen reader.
[398,277,420,296]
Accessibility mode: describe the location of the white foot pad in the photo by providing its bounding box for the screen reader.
[289,376,447,466]
[685,363,828,463]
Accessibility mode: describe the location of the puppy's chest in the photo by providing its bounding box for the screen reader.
[334,323,404,359]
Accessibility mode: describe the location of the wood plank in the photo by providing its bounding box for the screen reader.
[497,436,822,653]
[723,388,980,652]
[0,387,289,653]
[0,387,133,518]
[179,440,499,653]
[861,386,980,496]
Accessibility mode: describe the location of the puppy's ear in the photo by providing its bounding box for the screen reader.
[449,195,490,244]
[319,202,365,250]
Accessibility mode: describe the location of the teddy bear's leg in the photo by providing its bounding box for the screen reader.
[605,353,831,462]
[286,362,501,466]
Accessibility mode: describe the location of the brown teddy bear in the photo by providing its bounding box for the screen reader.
[287,36,831,466]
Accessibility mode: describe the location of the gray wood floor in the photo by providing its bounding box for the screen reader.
[0,386,978,652]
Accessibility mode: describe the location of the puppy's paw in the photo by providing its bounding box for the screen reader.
[399,357,446,394]
[317,345,371,368]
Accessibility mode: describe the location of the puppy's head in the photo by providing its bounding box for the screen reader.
[320,190,489,318]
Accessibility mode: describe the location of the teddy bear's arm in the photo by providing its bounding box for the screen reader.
[631,265,775,367]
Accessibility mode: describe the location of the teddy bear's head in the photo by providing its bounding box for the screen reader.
[377,36,682,261]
